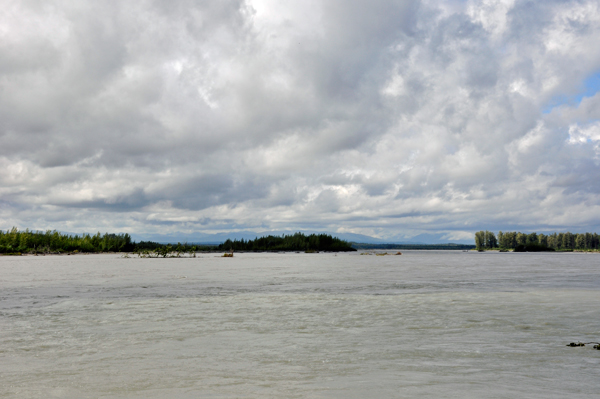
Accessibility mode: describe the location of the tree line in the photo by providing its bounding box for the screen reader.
[474,230,600,251]
[218,232,356,252]
[0,228,355,254]
[0,228,134,254]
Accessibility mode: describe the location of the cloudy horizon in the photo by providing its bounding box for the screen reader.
[1,0,600,243]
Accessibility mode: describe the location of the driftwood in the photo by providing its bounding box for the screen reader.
[566,342,600,349]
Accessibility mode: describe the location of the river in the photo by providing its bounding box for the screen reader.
[1,251,599,398]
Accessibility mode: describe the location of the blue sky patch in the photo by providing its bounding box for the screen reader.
[543,72,600,113]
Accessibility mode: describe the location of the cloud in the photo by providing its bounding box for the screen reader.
[1,0,600,240]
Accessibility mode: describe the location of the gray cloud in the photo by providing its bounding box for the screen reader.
[1,0,600,240]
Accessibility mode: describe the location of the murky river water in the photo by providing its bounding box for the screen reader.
[1,251,599,398]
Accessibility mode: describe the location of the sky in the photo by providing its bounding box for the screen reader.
[1,0,600,243]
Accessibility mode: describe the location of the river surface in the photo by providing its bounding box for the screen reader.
[1,251,599,398]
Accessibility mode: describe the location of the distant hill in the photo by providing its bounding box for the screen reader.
[383,233,473,245]
[131,231,262,245]
[131,230,389,245]
[323,232,390,244]
[130,230,473,246]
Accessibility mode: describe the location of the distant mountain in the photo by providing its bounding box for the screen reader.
[131,230,390,245]
[131,230,261,244]
[318,232,389,244]
[385,232,473,245]
[130,230,473,245]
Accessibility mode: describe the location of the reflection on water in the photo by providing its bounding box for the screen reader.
[1,251,599,398]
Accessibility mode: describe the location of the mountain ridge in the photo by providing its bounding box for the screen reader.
[130,231,473,245]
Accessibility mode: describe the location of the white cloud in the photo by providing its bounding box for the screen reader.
[568,122,600,144]
[1,0,600,240]
[568,122,600,160]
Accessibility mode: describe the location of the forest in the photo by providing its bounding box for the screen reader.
[474,230,600,251]
[0,228,134,254]
[0,228,355,254]
[217,232,356,252]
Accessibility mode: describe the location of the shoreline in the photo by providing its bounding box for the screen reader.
[3,249,600,257]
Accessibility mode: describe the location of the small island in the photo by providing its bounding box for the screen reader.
[216,233,356,252]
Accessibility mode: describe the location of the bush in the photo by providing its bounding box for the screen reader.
[514,243,555,252]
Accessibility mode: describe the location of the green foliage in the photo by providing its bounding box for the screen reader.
[217,232,355,252]
[0,228,133,254]
[0,229,355,255]
[513,243,555,252]
[477,230,600,251]
[475,230,497,250]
